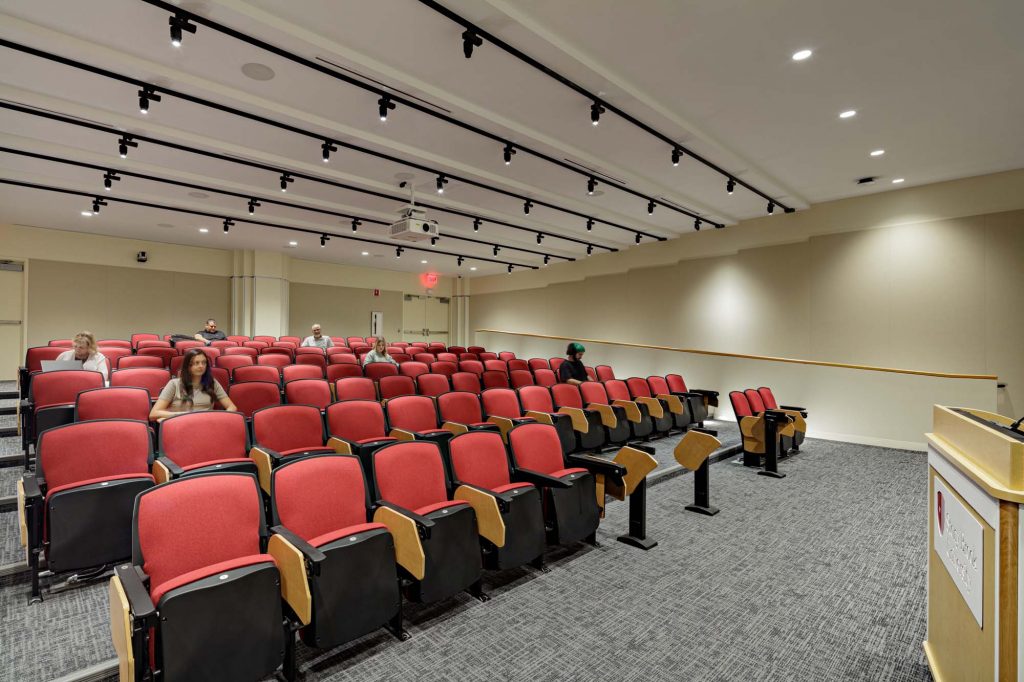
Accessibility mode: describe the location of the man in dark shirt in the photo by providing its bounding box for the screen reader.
[558,342,590,385]
[194,318,227,345]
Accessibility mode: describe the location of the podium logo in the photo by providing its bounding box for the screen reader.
[936,490,945,535]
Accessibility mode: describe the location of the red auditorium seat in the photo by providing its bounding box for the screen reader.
[447,430,545,570]
[451,372,482,394]
[729,390,796,473]
[509,369,535,389]
[110,473,287,680]
[478,352,498,361]
[22,419,154,599]
[459,353,479,362]
[250,404,335,492]
[228,381,282,419]
[595,365,616,382]
[483,360,508,374]
[282,364,325,383]
[391,353,412,363]
[429,361,457,377]
[549,357,565,373]
[254,335,277,344]
[447,346,466,355]
[294,354,327,370]
[224,346,259,358]
[757,386,807,449]
[284,379,333,410]
[604,380,655,440]
[215,354,254,375]
[137,347,177,368]
[399,361,430,379]
[110,368,172,400]
[257,354,291,369]
[211,367,230,394]
[497,352,517,361]
[516,386,576,455]
[137,340,172,349]
[479,388,536,441]
[232,365,281,385]
[436,391,500,434]
[98,346,131,368]
[533,368,557,387]
[413,353,435,364]
[115,355,163,370]
[326,364,364,383]
[98,339,131,349]
[481,370,510,390]
[459,360,484,375]
[335,377,377,401]
[467,346,485,355]
[379,375,417,401]
[626,378,674,436]
[647,376,692,431]
[21,369,105,458]
[346,337,364,347]
[269,454,403,648]
[436,353,458,364]
[326,347,355,359]
[325,400,397,473]
[74,387,152,423]
[550,383,607,452]
[226,335,250,344]
[262,346,294,360]
[527,358,550,373]
[416,373,451,397]
[579,382,633,447]
[173,340,204,352]
[371,441,484,603]
[384,395,454,455]
[130,333,160,349]
[155,411,257,482]
[243,340,269,351]
[280,336,302,345]
[210,340,239,350]
[665,373,718,424]
[365,363,399,382]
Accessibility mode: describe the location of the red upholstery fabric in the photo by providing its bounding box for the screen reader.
[493,482,533,494]
[509,370,534,388]
[550,467,587,479]
[467,346,486,355]
[228,381,282,418]
[326,364,364,382]
[346,337,364,346]
[533,369,557,387]
[483,360,507,374]
[254,336,277,344]
[451,372,482,394]
[745,389,767,414]
[626,377,653,398]
[379,376,416,400]
[646,376,671,396]
[459,353,478,362]
[137,348,177,368]
[527,358,550,372]
[295,354,327,369]
[447,346,466,355]
[244,341,270,350]
[174,341,204,352]
[161,412,249,467]
[232,366,281,384]
[180,457,253,473]
[478,352,498,362]
[416,374,450,397]
[448,431,511,490]
[211,368,230,394]
[413,354,435,364]
[437,392,484,425]
[137,340,172,349]
[585,367,597,381]
[666,374,689,393]
[46,472,155,499]
[436,353,458,364]
[459,360,484,375]
[98,339,132,349]
[730,391,753,418]
[392,354,412,364]
[508,424,567,475]
[517,386,555,413]
[480,371,509,390]
[365,364,399,381]
[551,384,584,409]
[758,387,779,410]
[151,554,276,604]
[481,388,524,419]
[280,336,302,345]
[385,396,439,432]
[216,355,254,372]
[507,359,529,372]
[549,358,565,372]
[294,348,325,357]
[309,523,387,549]
[603,380,631,402]
[327,402,390,443]
[39,420,151,491]
[98,347,132,367]
[75,387,151,422]
[212,340,240,349]
[399,362,429,379]
[24,346,66,372]
[116,355,164,370]
[374,442,449,511]
[257,354,291,368]
[284,379,332,409]
[273,456,369,543]
[32,370,105,410]
[415,500,467,516]
[334,377,377,401]
[429,361,457,377]
[579,382,609,405]
[227,336,251,344]
[498,352,516,361]
[327,351,359,364]
[130,333,160,349]
[253,405,324,453]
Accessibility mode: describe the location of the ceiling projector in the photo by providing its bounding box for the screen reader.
[389,204,439,242]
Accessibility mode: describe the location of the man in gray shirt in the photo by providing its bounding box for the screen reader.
[301,323,334,349]
[194,318,227,345]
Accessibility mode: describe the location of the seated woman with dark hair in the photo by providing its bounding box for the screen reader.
[149,348,237,421]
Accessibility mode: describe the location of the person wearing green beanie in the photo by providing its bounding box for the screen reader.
[559,342,590,385]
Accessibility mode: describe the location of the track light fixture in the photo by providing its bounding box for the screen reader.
[543,255,550,265]
[502,143,517,166]
[102,171,120,191]
[457,256,464,267]
[726,178,735,195]
[138,87,161,115]
[493,245,500,256]
[507,264,513,274]
[117,135,137,159]
[586,244,594,255]
[430,237,438,246]
[91,197,107,214]
[321,141,337,163]
[472,218,481,232]
[523,200,533,215]
[590,101,605,126]
[536,233,543,244]
[634,233,642,244]
[351,218,361,232]
[169,14,197,48]
[320,233,328,247]
[767,201,775,215]
[462,29,483,58]
[247,198,260,214]
[587,177,597,195]
[395,246,403,258]
[436,174,448,194]
[672,148,683,166]
[279,173,293,192]
[378,95,395,122]
[586,218,594,231]
[647,200,655,215]
[694,218,701,231]
[223,218,234,233]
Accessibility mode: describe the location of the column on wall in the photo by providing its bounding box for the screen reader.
[448,275,470,347]
[231,250,290,337]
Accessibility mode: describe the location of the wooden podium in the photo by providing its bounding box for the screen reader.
[926,406,1024,681]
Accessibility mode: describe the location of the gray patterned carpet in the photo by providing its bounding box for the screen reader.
[0,437,931,682]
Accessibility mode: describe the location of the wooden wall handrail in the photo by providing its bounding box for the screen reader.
[476,329,999,381]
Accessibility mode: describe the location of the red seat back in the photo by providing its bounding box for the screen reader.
[257,354,291,368]
[429,361,457,377]
[328,352,359,365]
[509,370,535,388]
[98,347,132,367]
[459,360,484,375]
[284,379,332,410]
[253,404,325,451]
[116,355,164,370]
[508,424,566,475]
[130,333,160,349]
[335,377,377,401]
[174,340,204,353]
[233,365,281,385]
[549,358,565,372]
[137,347,177,367]
[730,391,753,418]
[533,369,557,387]
[467,346,485,355]
[451,372,482,394]
[48,339,73,347]
[417,374,450,397]
[211,340,239,350]
[413,353,435,364]
[483,360,508,374]
[481,370,509,390]
[497,352,516,361]
[226,336,250,344]
[282,364,325,383]
[379,375,417,400]
[326,364,363,383]
[228,381,282,418]
[373,442,448,510]
[459,353,479,363]
[480,388,524,419]
[295,354,327,370]
[448,431,512,490]
[137,340,172,349]
[385,395,440,433]
[527,358,549,372]
[24,346,66,372]
[518,386,554,413]
[244,341,269,350]
[447,346,466,355]
[216,355,254,373]
[647,376,671,396]
[579,382,610,405]
[272,455,369,543]
[551,383,584,409]
[39,419,151,490]
[400,362,430,379]
[365,363,399,381]
[758,387,779,410]
[326,400,388,442]
[745,389,767,414]
[478,352,498,361]
[436,353,458,364]
[666,374,689,393]
[626,377,653,398]
[160,411,249,467]
[98,339,131,349]
[211,368,230,394]
[437,391,484,425]
[280,336,302,345]
[596,365,615,382]
[108,368,169,400]
[507,359,529,372]
[75,387,151,422]
[254,336,277,344]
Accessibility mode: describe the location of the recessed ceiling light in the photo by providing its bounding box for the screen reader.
[470,267,477,271]
[288,240,298,246]
[198,227,208,233]
[187,191,209,199]
[839,110,857,119]
[361,251,369,256]
[241,63,276,81]
[892,178,905,184]
[420,260,428,264]
[80,210,93,216]
[792,49,813,61]
[870,149,885,157]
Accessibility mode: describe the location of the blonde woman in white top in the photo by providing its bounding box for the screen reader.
[362,337,398,366]
[56,331,109,379]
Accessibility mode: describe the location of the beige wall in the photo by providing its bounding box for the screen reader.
[25,259,230,346]
[288,282,405,341]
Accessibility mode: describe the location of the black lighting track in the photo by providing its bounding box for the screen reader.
[415,0,795,213]
[0,147,575,263]
[0,38,677,238]
[0,101,616,254]
[136,0,708,229]
[0,178,539,270]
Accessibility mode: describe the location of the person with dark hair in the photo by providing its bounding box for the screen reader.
[194,318,227,345]
[150,348,236,421]
[558,342,590,385]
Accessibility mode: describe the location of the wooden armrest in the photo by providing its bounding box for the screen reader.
[152,459,171,485]
[373,505,426,580]
[635,396,664,418]
[557,406,589,432]
[109,575,136,682]
[454,485,505,548]
[739,416,766,453]
[611,400,641,422]
[586,403,618,428]
[267,533,312,625]
[388,428,417,442]
[656,393,685,415]
[673,430,721,470]
[486,415,515,441]
[327,436,352,455]
[16,478,28,549]
[524,410,553,425]
[443,421,469,436]
[606,446,658,500]
[248,446,273,494]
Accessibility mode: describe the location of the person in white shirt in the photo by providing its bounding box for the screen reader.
[300,323,334,349]
[362,337,398,366]
[56,331,109,379]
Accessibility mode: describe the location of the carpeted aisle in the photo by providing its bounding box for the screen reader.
[0,437,932,681]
